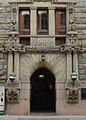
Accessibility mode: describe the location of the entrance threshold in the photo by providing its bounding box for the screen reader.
[30,112,56,116]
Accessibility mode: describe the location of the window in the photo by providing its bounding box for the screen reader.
[19,9,30,35]
[55,9,66,35]
[81,88,86,100]
[37,9,48,35]
[55,9,66,46]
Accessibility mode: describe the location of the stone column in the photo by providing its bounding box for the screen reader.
[8,53,13,76]
[67,53,72,81]
[28,81,31,114]
[48,7,55,35]
[73,52,78,79]
[30,7,37,35]
[14,52,19,80]
[55,82,58,114]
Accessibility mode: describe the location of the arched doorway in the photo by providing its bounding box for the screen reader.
[30,67,56,112]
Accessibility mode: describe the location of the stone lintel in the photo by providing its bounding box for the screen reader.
[30,6,37,10]
[67,31,78,35]
[48,6,55,10]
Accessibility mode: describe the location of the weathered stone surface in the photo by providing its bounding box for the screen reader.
[1,0,86,116]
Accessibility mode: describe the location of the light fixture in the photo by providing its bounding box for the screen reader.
[9,72,16,81]
[38,74,44,79]
[71,72,77,81]
[41,54,45,61]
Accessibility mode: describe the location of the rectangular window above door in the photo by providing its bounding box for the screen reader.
[20,37,30,46]
[19,9,30,35]
[37,9,48,35]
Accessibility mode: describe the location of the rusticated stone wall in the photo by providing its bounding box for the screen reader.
[0,3,11,82]
[76,1,86,84]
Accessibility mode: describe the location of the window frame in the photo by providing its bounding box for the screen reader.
[37,9,48,35]
[55,8,66,46]
[19,9,30,35]
[55,9,66,35]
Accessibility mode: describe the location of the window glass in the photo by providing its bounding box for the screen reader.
[41,14,48,30]
[24,15,30,29]
[81,88,86,100]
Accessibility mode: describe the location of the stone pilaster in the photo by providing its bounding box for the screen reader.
[28,82,31,114]
[67,53,72,81]
[73,52,78,79]
[8,53,13,76]
[48,7,55,35]
[14,52,19,80]
[30,7,37,35]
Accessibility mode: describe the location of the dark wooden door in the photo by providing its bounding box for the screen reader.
[30,67,56,112]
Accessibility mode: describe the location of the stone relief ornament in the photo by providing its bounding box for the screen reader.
[6,72,21,104]
[67,3,76,32]
[65,72,80,104]
[3,19,25,53]
[68,3,75,24]
[66,31,78,45]
[65,80,80,104]
[6,88,20,103]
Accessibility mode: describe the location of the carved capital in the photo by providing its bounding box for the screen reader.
[3,44,25,53]
[66,31,78,45]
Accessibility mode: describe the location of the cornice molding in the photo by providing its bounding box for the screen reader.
[8,0,78,4]
[8,0,33,4]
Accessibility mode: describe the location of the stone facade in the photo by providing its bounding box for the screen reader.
[0,0,86,115]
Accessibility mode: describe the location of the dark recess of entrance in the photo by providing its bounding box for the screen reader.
[30,67,56,112]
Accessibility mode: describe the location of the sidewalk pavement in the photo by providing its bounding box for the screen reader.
[0,115,86,120]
